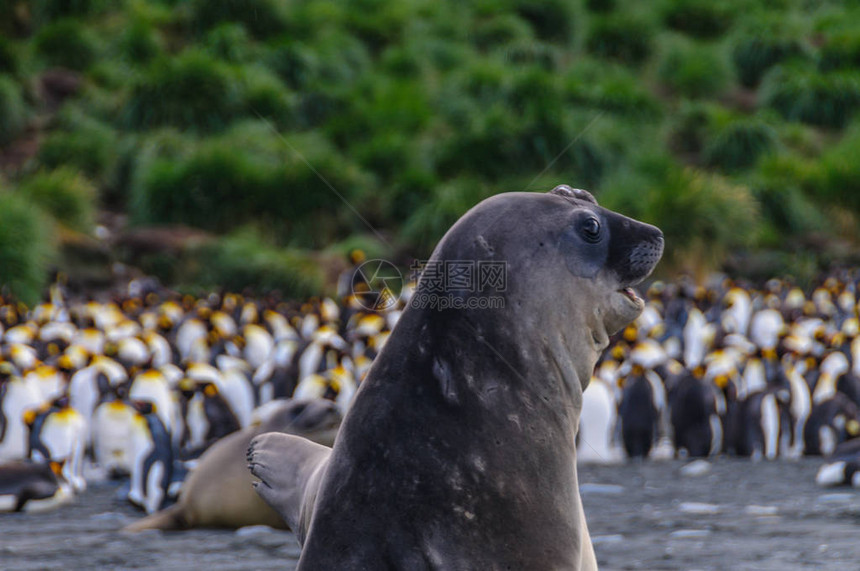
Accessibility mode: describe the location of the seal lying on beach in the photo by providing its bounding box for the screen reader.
[248,186,664,569]
[123,399,340,531]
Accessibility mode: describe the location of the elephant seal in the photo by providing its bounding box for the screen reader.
[248,186,663,569]
[123,399,341,531]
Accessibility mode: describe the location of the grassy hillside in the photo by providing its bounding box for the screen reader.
[2,0,860,302]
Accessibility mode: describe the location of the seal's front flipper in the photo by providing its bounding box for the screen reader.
[247,432,330,542]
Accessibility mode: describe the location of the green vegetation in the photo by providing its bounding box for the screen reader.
[0,192,55,306]
[122,50,243,131]
[703,115,779,172]
[1,0,860,302]
[761,64,860,128]
[37,110,118,180]
[0,76,28,146]
[17,167,97,233]
[187,228,324,298]
[730,14,810,87]
[661,0,736,40]
[657,38,732,99]
[33,19,102,71]
[587,14,655,66]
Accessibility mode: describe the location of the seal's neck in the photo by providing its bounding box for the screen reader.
[378,303,591,436]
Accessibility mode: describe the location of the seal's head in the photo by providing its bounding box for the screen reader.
[548,184,663,335]
[423,184,663,393]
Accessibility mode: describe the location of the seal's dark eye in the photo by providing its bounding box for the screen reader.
[581,217,601,243]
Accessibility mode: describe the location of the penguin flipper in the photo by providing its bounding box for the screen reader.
[247,432,330,543]
[122,503,186,532]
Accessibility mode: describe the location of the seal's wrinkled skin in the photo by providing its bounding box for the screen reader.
[249,186,663,570]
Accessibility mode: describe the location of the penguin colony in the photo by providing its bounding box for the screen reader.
[2,271,860,514]
[583,271,860,490]
[0,278,403,513]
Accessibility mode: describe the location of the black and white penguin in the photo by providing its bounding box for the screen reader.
[186,362,253,428]
[0,362,43,462]
[34,321,74,362]
[127,401,173,514]
[91,394,138,478]
[0,460,72,513]
[804,393,860,456]
[293,356,357,415]
[618,364,660,459]
[175,312,209,363]
[262,309,300,343]
[669,367,722,457]
[177,380,240,458]
[252,339,303,405]
[128,369,176,435]
[24,363,66,406]
[730,389,793,460]
[812,350,860,407]
[239,323,275,371]
[25,397,87,492]
[579,370,619,464]
[815,438,860,488]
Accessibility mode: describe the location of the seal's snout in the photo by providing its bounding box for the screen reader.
[606,215,664,287]
[628,234,664,282]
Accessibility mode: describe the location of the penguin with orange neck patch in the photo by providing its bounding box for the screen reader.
[804,393,860,456]
[816,438,860,488]
[0,459,71,512]
[619,364,660,459]
[669,365,722,457]
[25,396,87,493]
[127,400,173,514]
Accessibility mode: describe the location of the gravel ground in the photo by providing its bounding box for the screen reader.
[580,457,860,570]
[1,457,857,570]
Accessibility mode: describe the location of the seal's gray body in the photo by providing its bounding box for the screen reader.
[250,188,663,569]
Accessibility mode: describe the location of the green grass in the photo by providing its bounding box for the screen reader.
[657,38,732,99]
[129,122,372,247]
[760,64,860,128]
[184,227,324,298]
[820,29,860,72]
[749,153,829,243]
[703,115,779,171]
[17,167,97,233]
[0,192,55,306]
[188,0,288,39]
[0,75,28,146]
[0,37,19,75]
[661,0,736,39]
[1,0,860,295]
[117,18,163,63]
[587,13,656,66]
[730,13,810,87]
[37,111,118,181]
[33,18,102,71]
[809,123,860,214]
[122,50,243,132]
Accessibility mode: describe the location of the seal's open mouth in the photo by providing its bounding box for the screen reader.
[618,287,640,303]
